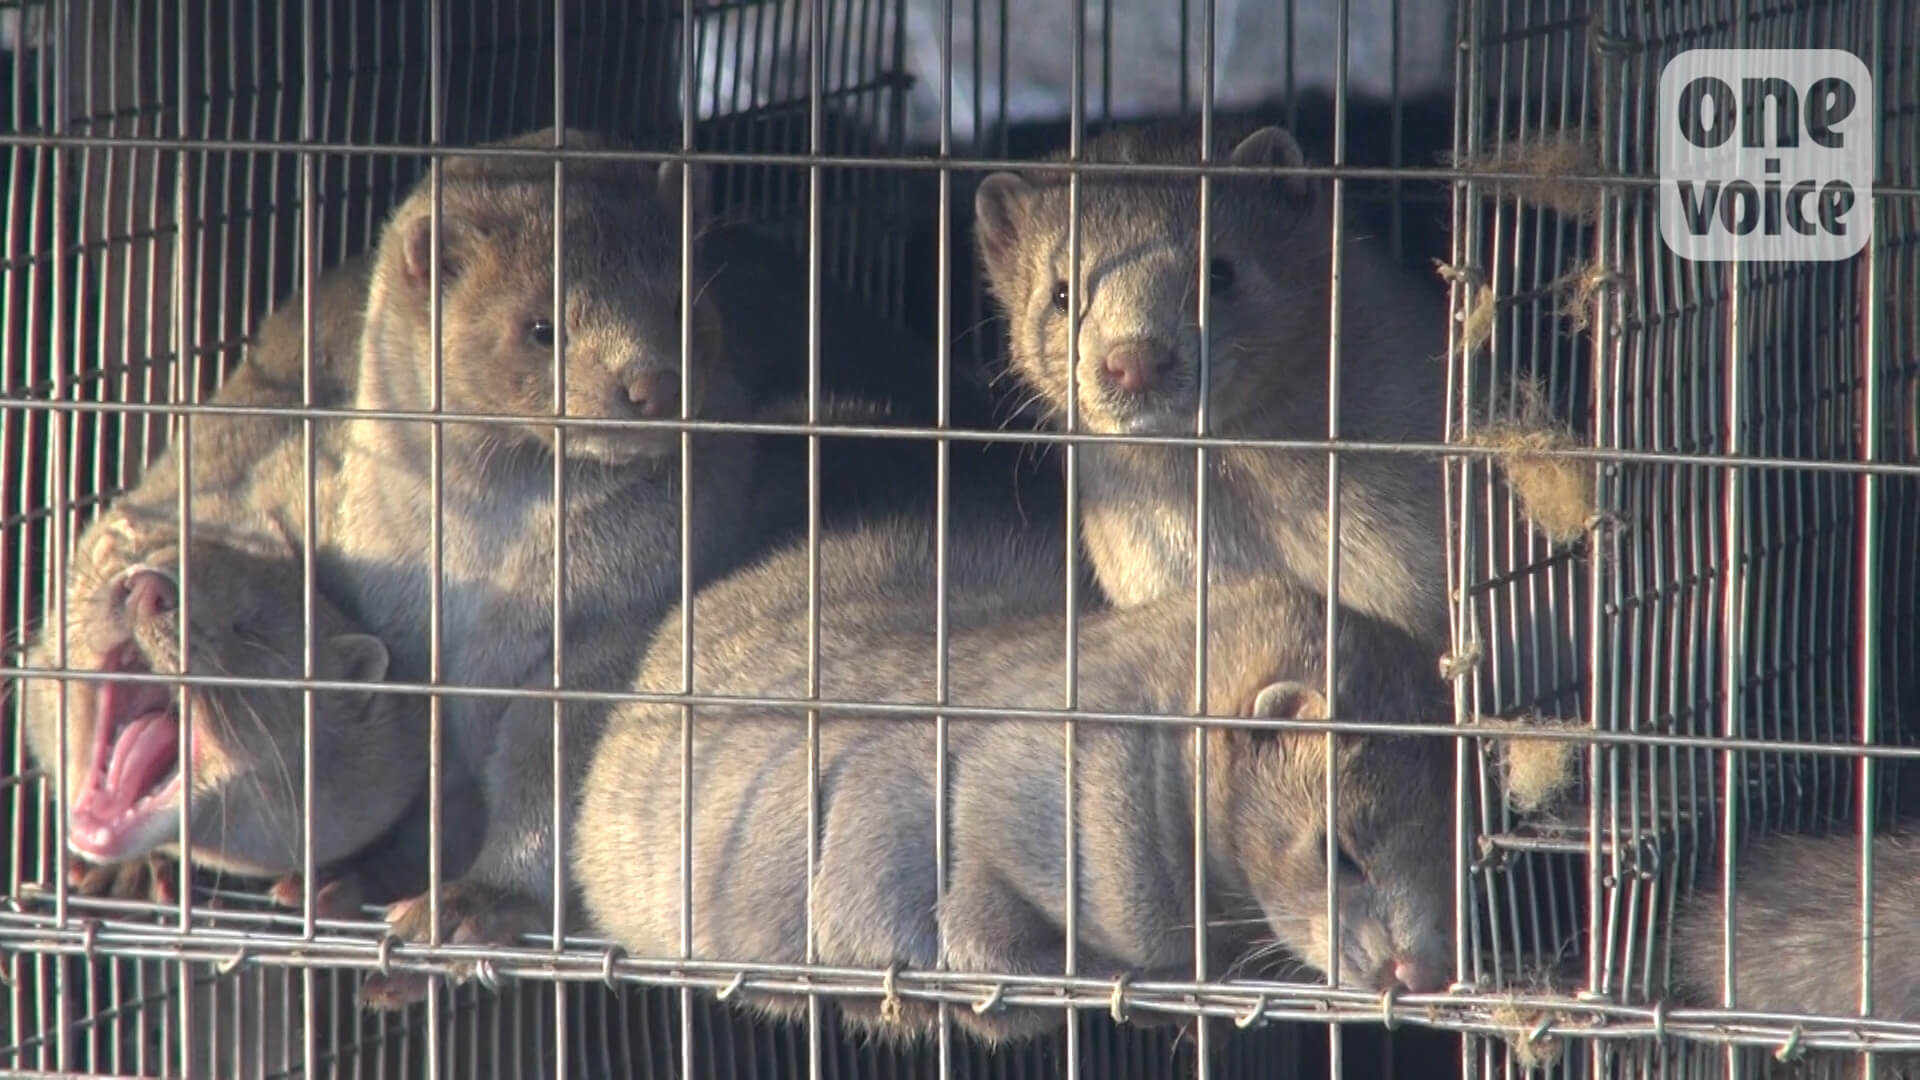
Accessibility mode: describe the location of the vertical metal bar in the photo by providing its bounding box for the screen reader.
[1323,0,1351,966]
[1062,0,1087,1071]
[1324,1,1352,1076]
[1445,0,1481,1042]
[935,0,957,1068]
[220,9,247,401]
[887,0,911,323]
[1718,15,1754,1077]
[1586,6,1616,1036]
[1191,0,1216,1072]
[170,4,199,1074]
[139,10,164,481]
[425,0,448,1071]
[46,0,72,957]
[805,0,827,1074]
[124,5,159,501]
[292,0,317,930]
[549,3,572,1072]
[2,0,34,936]
[678,0,700,1067]
[1718,301,1747,1073]
[1443,2,1482,1060]
[86,2,115,528]
[1855,5,1888,1068]
[297,0,320,1075]
[39,28,72,1073]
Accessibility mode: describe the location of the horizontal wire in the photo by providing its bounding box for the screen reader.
[2,910,1916,1057]
[2,663,1914,761]
[1,395,1913,477]
[3,131,1916,197]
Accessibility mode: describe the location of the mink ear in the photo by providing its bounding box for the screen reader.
[318,633,389,717]
[1228,126,1314,209]
[397,213,463,292]
[84,512,139,567]
[1248,680,1329,722]
[655,158,713,240]
[972,172,1033,290]
[1238,680,1332,765]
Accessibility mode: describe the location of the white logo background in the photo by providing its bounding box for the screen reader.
[1657,49,1874,262]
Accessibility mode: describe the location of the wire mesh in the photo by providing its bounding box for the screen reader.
[1447,1,1920,1077]
[1,0,1916,1079]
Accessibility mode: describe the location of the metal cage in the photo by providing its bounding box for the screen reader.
[1448,1,1920,1077]
[3,0,1916,1078]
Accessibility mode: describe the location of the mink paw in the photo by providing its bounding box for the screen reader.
[267,869,368,921]
[356,880,549,1011]
[66,853,182,905]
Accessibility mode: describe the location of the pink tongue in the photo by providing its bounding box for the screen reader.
[78,709,180,821]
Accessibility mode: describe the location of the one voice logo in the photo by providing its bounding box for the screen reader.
[1658,49,1875,262]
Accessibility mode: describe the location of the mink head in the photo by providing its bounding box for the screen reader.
[20,519,423,879]
[1209,680,1455,995]
[372,127,728,466]
[974,122,1329,437]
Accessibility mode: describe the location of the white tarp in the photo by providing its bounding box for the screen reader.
[690,0,1458,146]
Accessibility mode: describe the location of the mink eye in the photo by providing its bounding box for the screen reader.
[526,318,555,347]
[1049,281,1070,314]
[1327,841,1365,879]
[226,614,266,644]
[1208,257,1237,295]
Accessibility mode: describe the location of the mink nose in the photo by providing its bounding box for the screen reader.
[119,568,177,619]
[1385,956,1445,994]
[622,370,682,420]
[1101,342,1177,395]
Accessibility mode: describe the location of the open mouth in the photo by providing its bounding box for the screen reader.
[66,642,183,863]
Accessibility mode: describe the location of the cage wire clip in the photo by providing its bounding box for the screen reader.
[1235,992,1270,1030]
[971,981,1007,1016]
[1379,984,1403,1030]
[1107,973,1131,1024]
[373,930,399,977]
[216,947,248,975]
[1527,1013,1555,1045]
[470,956,501,993]
[1586,16,1635,58]
[600,944,626,990]
[715,971,748,1001]
[1774,1024,1806,1064]
[879,962,905,1024]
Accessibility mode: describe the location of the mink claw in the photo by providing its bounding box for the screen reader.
[356,970,435,1012]
[268,870,367,921]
